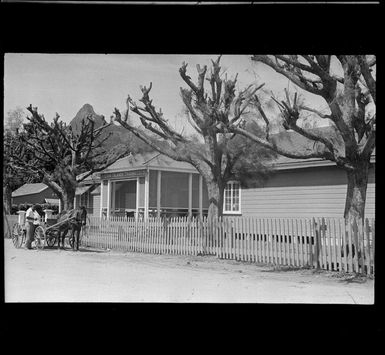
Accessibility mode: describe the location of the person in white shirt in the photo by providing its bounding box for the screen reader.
[25,204,41,249]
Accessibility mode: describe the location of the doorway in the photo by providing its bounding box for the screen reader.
[112,180,137,217]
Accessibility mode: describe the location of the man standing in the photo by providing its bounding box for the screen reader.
[25,204,41,249]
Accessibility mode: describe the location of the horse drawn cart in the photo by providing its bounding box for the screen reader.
[11,210,88,250]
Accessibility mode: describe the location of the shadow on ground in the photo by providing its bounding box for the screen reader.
[36,247,107,253]
[260,266,305,272]
[334,274,373,284]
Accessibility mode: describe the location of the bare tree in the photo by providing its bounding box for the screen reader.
[112,56,275,218]
[8,105,131,210]
[222,55,375,220]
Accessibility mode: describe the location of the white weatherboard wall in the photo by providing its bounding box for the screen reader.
[240,165,375,219]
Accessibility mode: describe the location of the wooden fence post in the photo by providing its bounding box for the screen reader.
[358,218,365,274]
[371,218,375,275]
[311,218,317,269]
[351,218,359,273]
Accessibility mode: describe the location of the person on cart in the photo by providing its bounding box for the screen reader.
[25,204,42,249]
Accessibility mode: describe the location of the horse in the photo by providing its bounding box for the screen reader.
[56,206,87,250]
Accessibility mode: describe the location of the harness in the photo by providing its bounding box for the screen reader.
[58,209,86,230]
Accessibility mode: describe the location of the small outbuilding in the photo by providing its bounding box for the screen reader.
[12,183,59,207]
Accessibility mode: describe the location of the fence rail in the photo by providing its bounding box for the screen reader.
[79,215,375,275]
[4,214,375,275]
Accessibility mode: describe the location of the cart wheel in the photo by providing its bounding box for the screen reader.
[12,223,24,249]
[34,226,46,250]
[46,234,57,248]
[45,230,57,248]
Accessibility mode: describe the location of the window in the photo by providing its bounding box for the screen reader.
[224,181,241,214]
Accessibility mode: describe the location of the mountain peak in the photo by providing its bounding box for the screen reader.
[71,103,106,132]
[68,103,154,154]
[74,103,96,119]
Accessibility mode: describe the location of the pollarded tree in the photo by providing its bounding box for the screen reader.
[112,56,275,219]
[8,105,131,211]
[3,130,39,214]
[3,108,40,214]
[223,55,375,220]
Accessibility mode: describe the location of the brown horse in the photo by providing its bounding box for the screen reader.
[56,206,87,250]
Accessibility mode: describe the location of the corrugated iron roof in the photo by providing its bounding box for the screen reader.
[75,127,376,179]
[75,185,93,195]
[12,183,49,197]
[77,171,100,182]
[91,185,101,195]
[102,152,197,173]
[268,128,375,168]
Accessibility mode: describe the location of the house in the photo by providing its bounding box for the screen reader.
[236,154,375,219]
[76,148,375,219]
[76,152,210,218]
[236,128,376,219]
[11,183,60,207]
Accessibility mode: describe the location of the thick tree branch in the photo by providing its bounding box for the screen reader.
[360,114,376,158]
[299,105,332,119]
[358,55,376,105]
[252,55,323,96]
[77,148,129,183]
[229,125,332,161]
[179,62,200,93]
[275,55,319,75]
[127,86,188,144]
[113,110,194,165]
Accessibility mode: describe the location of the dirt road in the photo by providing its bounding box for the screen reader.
[4,239,374,303]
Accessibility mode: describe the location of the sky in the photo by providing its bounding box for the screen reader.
[4,53,329,133]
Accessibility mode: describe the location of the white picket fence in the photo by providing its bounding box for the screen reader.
[80,215,375,275]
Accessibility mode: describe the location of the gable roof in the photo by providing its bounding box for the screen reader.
[75,185,93,195]
[12,183,49,197]
[268,128,375,170]
[76,126,376,181]
[77,171,100,184]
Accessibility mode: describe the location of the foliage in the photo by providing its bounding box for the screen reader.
[7,105,131,210]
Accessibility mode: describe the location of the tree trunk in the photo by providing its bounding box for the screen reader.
[206,181,225,219]
[3,185,12,214]
[344,163,369,221]
[61,189,76,211]
[204,181,225,249]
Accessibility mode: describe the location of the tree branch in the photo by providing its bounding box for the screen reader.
[112,110,194,164]
[299,105,332,119]
[358,55,376,105]
[252,55,323,96]
[179,62,199,93]
[275,55,319,75]
[229,125,332,160]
